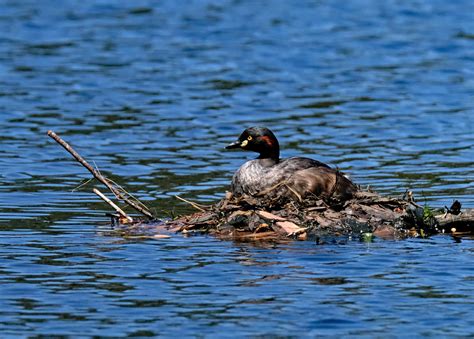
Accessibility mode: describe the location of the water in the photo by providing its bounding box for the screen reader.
[0,0,473,336]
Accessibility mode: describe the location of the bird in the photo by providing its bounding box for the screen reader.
[225,127,357,203]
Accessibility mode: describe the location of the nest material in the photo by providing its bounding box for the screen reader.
[167,189,470,241]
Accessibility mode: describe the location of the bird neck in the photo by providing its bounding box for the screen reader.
[257,148,280,162]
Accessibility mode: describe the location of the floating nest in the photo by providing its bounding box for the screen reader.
[48,130,474,242]
[164,190,472,241]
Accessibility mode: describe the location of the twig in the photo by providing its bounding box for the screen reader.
[90,162,142,208]
[285,184,303,203]
[107,177,152,212]
[93,188,134,223]
[47,130,154,219]
[174,195,207,212]
[72,177,94,192]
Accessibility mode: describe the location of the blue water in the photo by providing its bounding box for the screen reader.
[1,0,473,336]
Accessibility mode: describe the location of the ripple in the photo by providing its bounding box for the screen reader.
[0,0,474,337]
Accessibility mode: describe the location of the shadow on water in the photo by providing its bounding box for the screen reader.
[0,0,474,336]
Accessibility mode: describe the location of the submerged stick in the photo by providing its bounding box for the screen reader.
[93,188,133,223]
[47,130,154,219]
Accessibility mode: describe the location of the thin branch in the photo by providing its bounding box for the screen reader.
[284,184,303,203]
[107,177,151,212]
[175,195,207,212]
[71,177,94,192]
[47,130,154,219]
[93,188,134,223]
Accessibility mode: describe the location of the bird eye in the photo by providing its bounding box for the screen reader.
[247,136,253,141]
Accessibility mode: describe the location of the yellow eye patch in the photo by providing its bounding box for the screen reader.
[247,136,253,141]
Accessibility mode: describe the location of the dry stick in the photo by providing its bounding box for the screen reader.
[93,188,134,223]
[106,177,151,213]
[174,195,206,212]
[47,130,155,219]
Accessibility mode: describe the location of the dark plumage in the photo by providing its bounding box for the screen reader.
[226,127,357,202]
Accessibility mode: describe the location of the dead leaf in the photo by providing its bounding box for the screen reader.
[273,221,305,236]
[256,210,286,221]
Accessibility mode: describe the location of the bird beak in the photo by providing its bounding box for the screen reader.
[225,140,242,149]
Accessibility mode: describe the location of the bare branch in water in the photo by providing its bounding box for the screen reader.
[47,130,155,219]
[93,188,134,223]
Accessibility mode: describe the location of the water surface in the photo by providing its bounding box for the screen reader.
[0,0,473,336]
